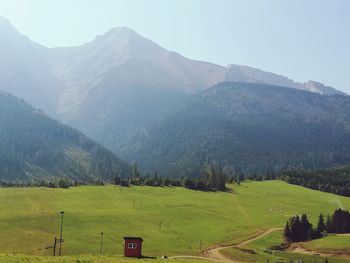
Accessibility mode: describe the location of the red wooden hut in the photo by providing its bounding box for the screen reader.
[123,237,143,258]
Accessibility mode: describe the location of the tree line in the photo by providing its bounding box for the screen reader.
[112,162,227,191]
[0,162,230,191]
[0,178,104,189]
[278,167,350,197]
[284,209,350,242]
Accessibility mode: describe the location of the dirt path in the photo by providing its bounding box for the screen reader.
[170,228,282,262]
[204,228,283,262]
[236,228,283,247]
[171,230,350,262]
[169,255,227,262]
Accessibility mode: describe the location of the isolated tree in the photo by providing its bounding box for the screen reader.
[182,178,195,189]
[58,178,71,188]
[163,177,171,186]
[239,173,245,182]
[205,164,217,189]
[113,176,121,185]
[204,162,226,191]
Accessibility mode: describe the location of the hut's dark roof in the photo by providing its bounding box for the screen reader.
[124,237,143,241]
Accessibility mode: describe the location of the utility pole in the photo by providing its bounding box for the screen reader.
[53,237,57,256]
[159,221,162,232]
[58,211,64,256]
[100,232,104,254]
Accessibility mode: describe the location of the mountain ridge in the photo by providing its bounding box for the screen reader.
[0,17,64,116]
[224,64,345,95]
[0,91,130,182]
[1,17,344,98]
[120,82,350,175]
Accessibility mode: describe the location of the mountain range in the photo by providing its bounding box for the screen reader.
[0,16,349,178]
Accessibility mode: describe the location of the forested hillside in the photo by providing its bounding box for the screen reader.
[279,166,350,196]
[122,82,350,176]
[0,92,130,182]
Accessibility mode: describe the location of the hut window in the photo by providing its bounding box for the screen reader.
[128,243,137,249]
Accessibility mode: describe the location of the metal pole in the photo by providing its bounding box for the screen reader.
[59,211,64,256]
[100,232,104,254]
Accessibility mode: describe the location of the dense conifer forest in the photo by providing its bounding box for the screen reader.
[284,209,350,242]
[0,92,130,182]
[278,167,350,196]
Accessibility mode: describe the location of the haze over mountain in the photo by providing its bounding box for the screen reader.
[44,27,224,148]
[1,16,349,176]
[42,24,346,154]
[0,17,63,116]
[0,91,130,182]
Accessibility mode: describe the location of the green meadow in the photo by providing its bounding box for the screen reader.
[0,181,350,261]
[220,229,350,263]
[220,230,285,262]
[0,255,211,263]
[302,234,350,253]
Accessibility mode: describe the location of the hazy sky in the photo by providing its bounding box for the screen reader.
[0,0,349,93]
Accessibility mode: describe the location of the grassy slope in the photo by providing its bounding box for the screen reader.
[302,235,350,253]
[220,230,283,262]
[0,181,349,259]
[222,230,350,262]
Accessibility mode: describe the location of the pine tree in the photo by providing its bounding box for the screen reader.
[284,221,291,240]
[300,214,313,241]
[205,164,217,189]
[132,162,139,178]
[326,215,333,233]
[317,213,326,233]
